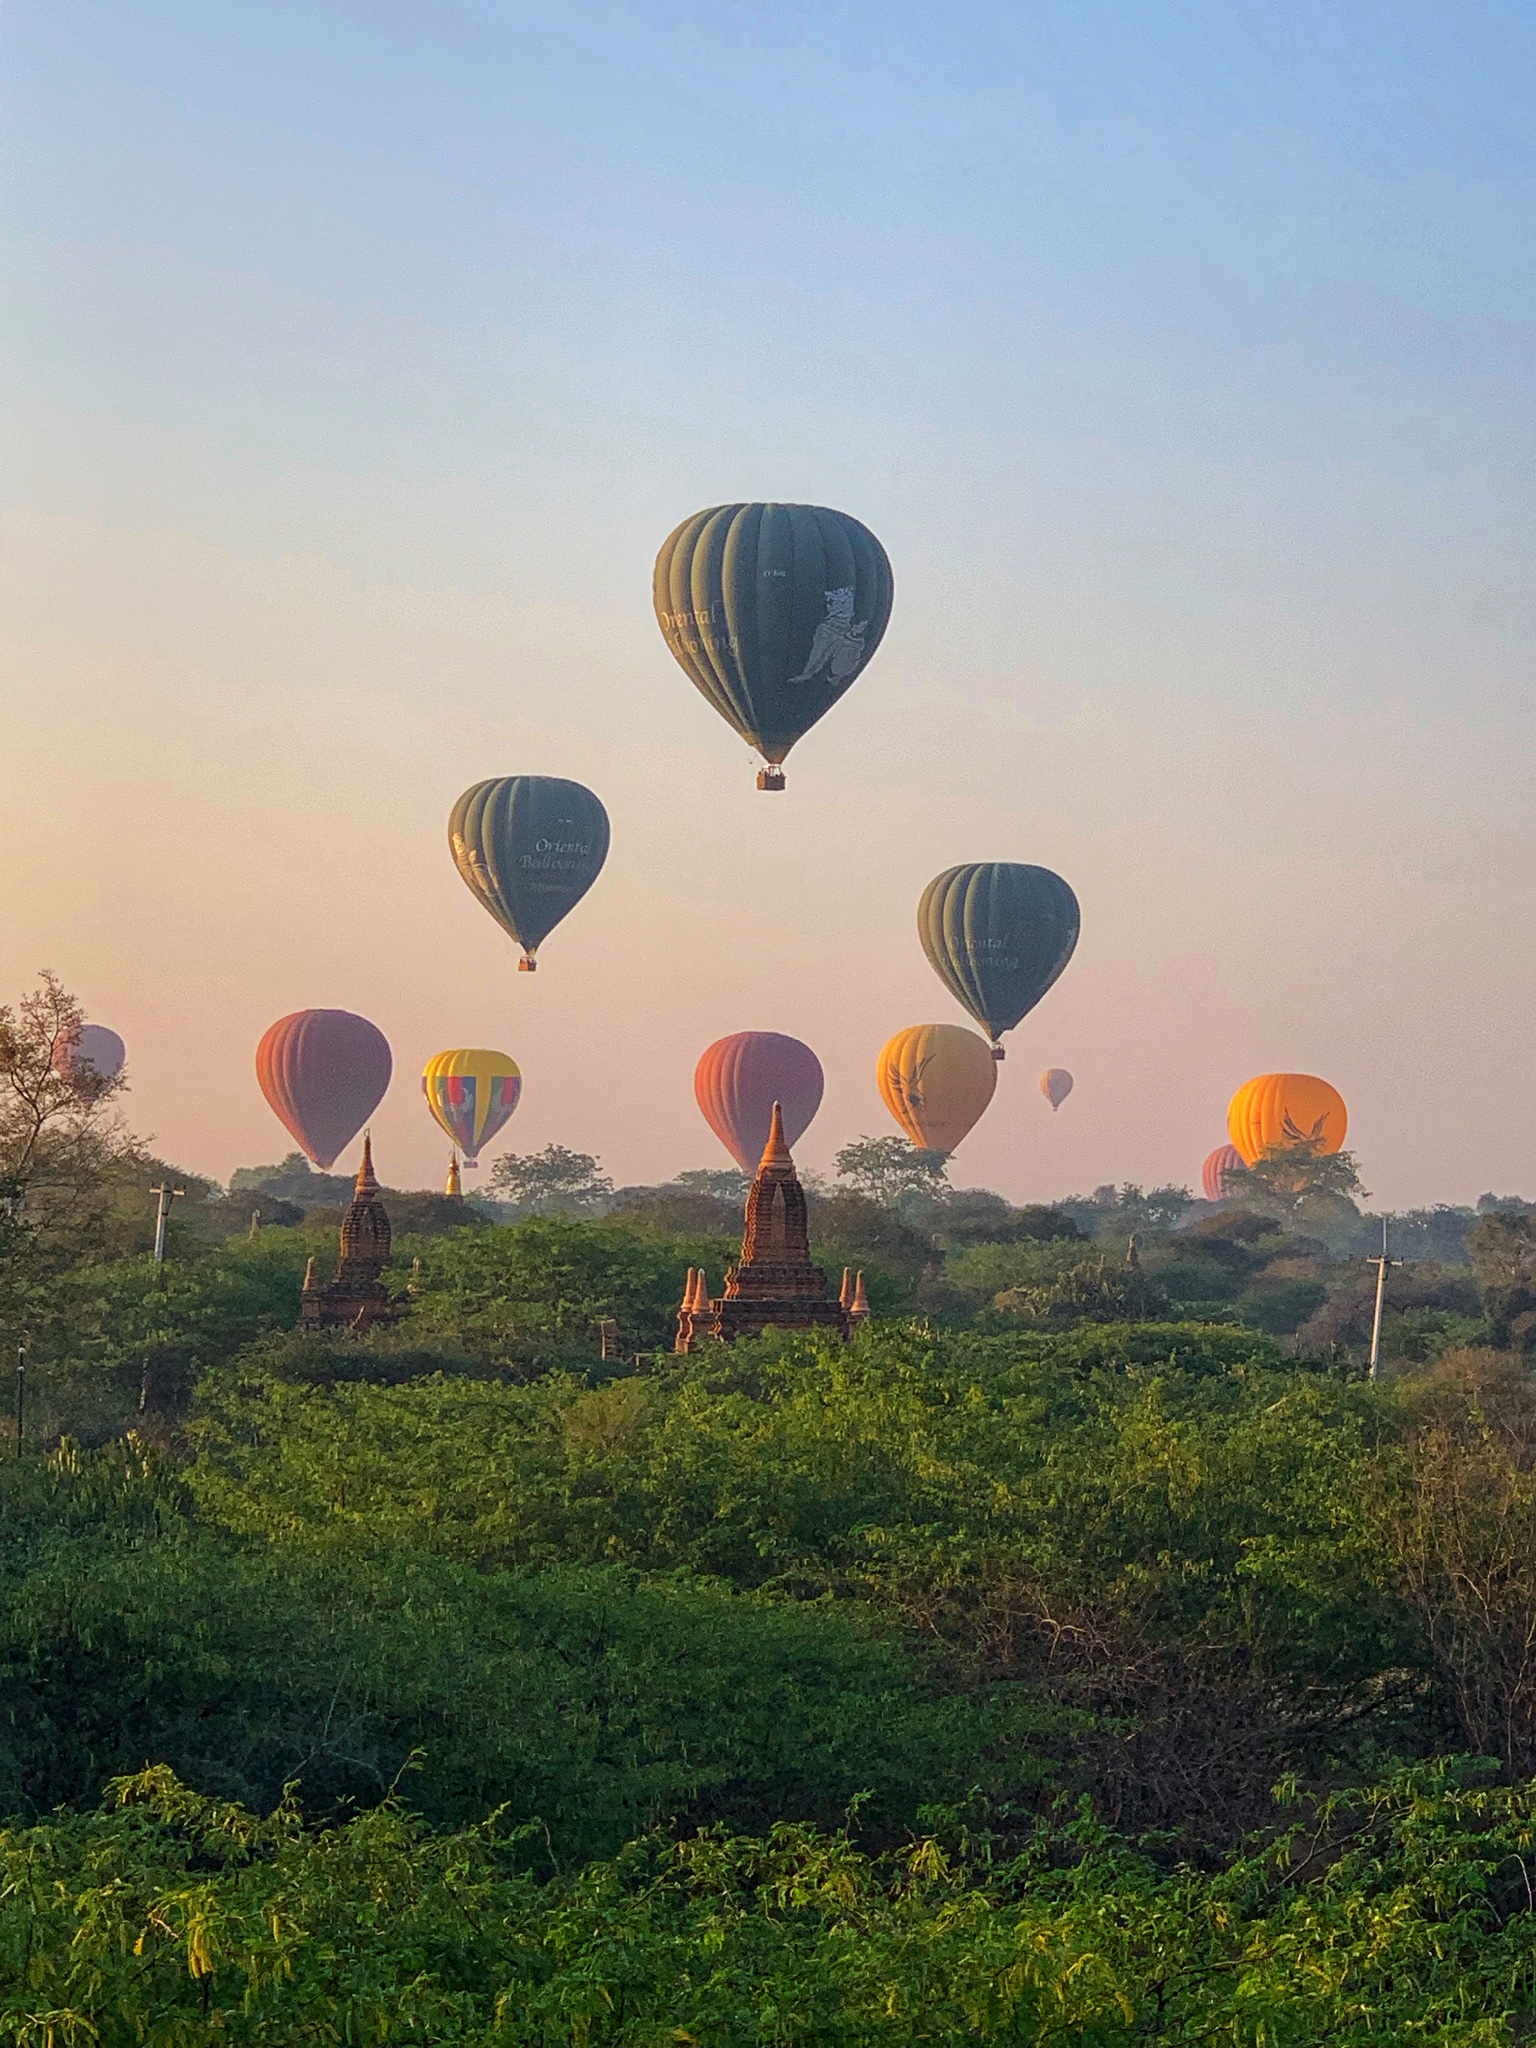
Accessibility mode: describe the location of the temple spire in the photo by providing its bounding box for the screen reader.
[446,1152,463,1199]
[758,1100,792,1171]
[354,1131,378,1198]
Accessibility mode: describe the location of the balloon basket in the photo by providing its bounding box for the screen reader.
[991,1046,1005,1062]
[519,956,537,973]
[756,768,786,792]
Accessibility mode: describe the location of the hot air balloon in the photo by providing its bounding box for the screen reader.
[918,863,1080,1057]
[1040,1067,1073,1111]
[1202,1143,1244,1201]
[422,1049,522,1164]
[877,1024,997,1153]
[653,503,894,789]
[695,1032,824,1172]
[1227,1074,1348,1166]
[256,1009,392,1169]
[54,1023,126,1084]
[449,777,610,970]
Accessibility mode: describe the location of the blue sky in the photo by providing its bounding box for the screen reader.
[5,1,1535,1201]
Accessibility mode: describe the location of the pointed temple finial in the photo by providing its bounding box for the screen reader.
[680,1266,697,1312]
[446,1152,463,1199]
[850,1271,870,1320]
[839,1267,853,1309]
[301,1255,316,1292]
[354,1131,378,1197]
[759,1100,791,1171]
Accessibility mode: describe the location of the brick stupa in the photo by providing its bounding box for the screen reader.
[300,1134,400,1333]
[675,1102,869,1351]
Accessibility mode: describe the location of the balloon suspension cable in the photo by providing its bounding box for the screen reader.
[756,766,786,792]
[519,953,537,972]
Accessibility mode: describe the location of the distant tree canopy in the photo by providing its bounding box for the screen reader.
[834,1135,950,1206]
[488,1144,615,1215]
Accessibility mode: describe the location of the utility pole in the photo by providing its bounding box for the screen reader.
[1366,1219,1404,1381]
[14,1339,24,1456]
[150,1184,185,1281]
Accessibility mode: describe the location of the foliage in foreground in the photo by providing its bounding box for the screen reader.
[3,1762,1536,2045]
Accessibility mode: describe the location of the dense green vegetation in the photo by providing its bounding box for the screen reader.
[9,981,1536,2036]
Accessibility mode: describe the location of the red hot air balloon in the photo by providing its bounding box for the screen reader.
[695,1032,824,1172]
[1202,1144,1244,1202]
[256,1009,392,1169]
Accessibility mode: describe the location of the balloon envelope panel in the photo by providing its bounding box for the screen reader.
[695,1031,824,1172]
[1202,1143,1245,1201]
[422,1048,522,1162]
[654,503,893,765]
[878,1024,997,1153]
[449,777,610,962]
[56,1023,126,1083]
[256,1009,392,1169]
[1040,1067,1073,1110]
[1227,1074,1348,1166]
[918,863,1080,1045]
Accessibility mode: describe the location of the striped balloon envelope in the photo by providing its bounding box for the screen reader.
[421,1049,522,1164]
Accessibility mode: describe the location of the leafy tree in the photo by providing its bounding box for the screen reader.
[1061,1183,1193,1238]
[0,972,144,1312]
[228,1152,355,1205]
[1467,1211,1536,1350]
[833,1135,949,1206]
[672,1166,750,1203]
[1225,1140,1364,1226]
[489,1144,615,1215]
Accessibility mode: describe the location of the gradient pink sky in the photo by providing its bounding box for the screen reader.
[5,2,1535,1209]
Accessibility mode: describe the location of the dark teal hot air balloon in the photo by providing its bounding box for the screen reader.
[449,777,610,971]
[654,502,894,789]
[918,863,1080,1058]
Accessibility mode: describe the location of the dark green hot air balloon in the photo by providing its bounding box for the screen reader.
[654,502,894,789]
[449,777,610,971]
[918,863,1080,1058]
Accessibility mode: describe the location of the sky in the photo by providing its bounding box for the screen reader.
[4,0,1536,1207]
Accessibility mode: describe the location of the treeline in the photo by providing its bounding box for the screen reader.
[9,976,1536,2040]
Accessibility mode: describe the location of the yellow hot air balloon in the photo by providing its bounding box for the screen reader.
[1227,1073,1347,1166]
[877,1024,997,1153]
[421,1048,522,1163]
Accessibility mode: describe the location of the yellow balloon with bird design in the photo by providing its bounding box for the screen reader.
[421,1049,522,1164]
[877,1024,997,1154]
[1226,1073,1347,1167]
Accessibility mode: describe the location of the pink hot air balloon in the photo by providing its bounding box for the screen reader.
[256,1009,393,1169]
[1040,1067,1073,1111]
[695,1032,824,1172]
[55,1023,126,1084]
[1202,1143,1244,1202]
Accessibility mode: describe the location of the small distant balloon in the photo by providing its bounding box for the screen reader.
[1227,1074,1348,1167]
[653,502,894,788]
[256,1009,392,1170]
[56,1023,126,1084]
[449,776,610,970]
[877,1024,997,1154]
[695,1032,824,1171]
[1202,1143,1244,1202]
[918,862,1080,1056]
[1040,1067,1073,1111]
[422,1049,522,1164]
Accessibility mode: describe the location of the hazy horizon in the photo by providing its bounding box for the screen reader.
[5,2,1535,1208]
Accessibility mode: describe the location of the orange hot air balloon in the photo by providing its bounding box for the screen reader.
[1227,1074,1347,1167]
[877,1024,997,1154]
[1040,1068,1073,1111]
